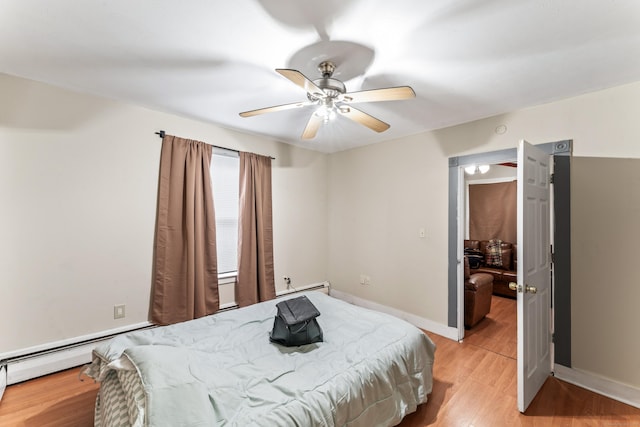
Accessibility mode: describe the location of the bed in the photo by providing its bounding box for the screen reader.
[85,291,436,426]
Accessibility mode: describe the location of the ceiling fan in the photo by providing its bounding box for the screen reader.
[239,61,415,139]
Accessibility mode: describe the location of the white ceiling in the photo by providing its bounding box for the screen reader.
[1,1,639,153]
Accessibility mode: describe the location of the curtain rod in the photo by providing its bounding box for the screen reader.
[155,130,274,160]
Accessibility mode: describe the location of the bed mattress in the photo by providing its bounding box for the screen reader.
[85,291,436,426]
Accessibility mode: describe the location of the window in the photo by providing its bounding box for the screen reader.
[210,149,240,275]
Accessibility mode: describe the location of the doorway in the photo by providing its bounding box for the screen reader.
[447,140,572,367]
[462,162,518,358]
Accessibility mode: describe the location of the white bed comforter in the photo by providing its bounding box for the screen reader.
[87,292,436,427]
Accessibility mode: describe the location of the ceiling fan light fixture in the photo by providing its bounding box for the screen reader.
[308,79,346,102]
[239,60,416,139]
[314,105,337,122]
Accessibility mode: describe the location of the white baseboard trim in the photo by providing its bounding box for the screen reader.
[554,364,640,409]
[329,289,459,341]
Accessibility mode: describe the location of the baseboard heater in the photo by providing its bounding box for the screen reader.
[218,281,330,311]
[0,322,155,392]
[0,281,330,401]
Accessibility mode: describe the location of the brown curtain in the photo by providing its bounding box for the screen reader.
[469,180,517,243]
[236,152,275,307]
[150,135,219,325]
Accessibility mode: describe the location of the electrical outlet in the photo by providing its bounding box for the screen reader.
[114,304,125,319]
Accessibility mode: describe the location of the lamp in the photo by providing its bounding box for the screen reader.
[465,164,490,175]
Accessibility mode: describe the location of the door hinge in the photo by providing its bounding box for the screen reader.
[550,173,555,184]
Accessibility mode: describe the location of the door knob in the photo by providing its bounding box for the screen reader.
[509,282,537,294]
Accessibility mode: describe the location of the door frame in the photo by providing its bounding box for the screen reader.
[447,140,572,367]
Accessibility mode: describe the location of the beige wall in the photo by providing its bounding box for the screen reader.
[327,80,640,388]
[0,73,328,354]
[3,70,640,391]
[327,133,450,324]
[572,157,640,388]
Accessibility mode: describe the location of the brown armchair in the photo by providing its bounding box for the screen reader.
[464,256,494,328]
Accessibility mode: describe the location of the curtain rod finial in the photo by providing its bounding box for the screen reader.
[155,130,165,138]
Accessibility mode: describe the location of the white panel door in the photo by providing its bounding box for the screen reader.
[516,140,552,412]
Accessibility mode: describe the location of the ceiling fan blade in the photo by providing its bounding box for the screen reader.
[276,69,326,98]
[239,100,312,117]
[301,113,323,139]
[341,86,415,104]
[338,106,390,133]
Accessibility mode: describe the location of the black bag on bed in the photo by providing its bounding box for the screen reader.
[270,296,323,347]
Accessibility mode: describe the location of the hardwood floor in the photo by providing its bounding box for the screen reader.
[1,296,639,426]
[463,295,517,360]
[399,296,640,426]
[0,367,98,426]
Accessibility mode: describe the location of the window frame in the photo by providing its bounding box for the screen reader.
[210,148,240,278]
